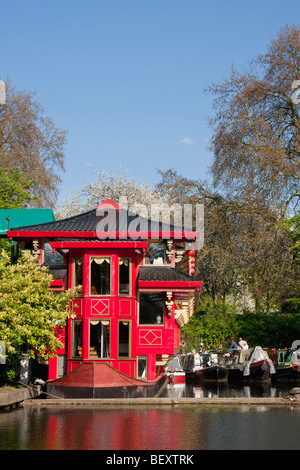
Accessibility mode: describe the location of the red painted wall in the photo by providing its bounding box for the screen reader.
[48,247,182,382]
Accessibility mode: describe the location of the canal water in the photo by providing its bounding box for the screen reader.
[0,382,299,451]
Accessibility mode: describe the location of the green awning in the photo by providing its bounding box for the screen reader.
[0,209,55,237]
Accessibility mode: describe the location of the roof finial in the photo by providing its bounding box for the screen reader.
[96,199,120,211]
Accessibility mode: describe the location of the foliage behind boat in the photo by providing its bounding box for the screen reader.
[181,301,300,351]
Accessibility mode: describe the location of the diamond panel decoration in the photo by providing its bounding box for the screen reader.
[91,298,109,315]
[139,329,162,346]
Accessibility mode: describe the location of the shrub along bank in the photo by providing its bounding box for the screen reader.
[181,298,300,352]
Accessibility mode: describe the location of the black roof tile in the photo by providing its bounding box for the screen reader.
[11,207,189,235]
[138,266,199,282]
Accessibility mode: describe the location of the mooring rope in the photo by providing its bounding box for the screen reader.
[154,378,168,398]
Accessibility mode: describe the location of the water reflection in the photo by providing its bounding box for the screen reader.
[165,381,292,399]
[0,382,299,450]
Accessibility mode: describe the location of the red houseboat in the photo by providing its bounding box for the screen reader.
[7,199,202,398]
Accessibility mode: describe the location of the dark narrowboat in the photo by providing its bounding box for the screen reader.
[181,352,229,382]
[228,346,276,382]
[268,348,300,382]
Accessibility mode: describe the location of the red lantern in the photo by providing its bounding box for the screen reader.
[186,253,196,275]
[186,249,195,257]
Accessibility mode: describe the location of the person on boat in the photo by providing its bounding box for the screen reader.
[239,337,248,350]
[229,340,239,352]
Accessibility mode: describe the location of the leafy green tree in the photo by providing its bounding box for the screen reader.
[236,313,300,348]
[281,211,300,311]
[287,211,300,259]
[0,251,80,384]
[0,167,36,209]
[181,296,239,351]
[181,299,300,352]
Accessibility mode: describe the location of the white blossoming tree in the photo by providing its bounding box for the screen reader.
[55,166,168,219]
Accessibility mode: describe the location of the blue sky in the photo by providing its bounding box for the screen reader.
[1,0,299,203]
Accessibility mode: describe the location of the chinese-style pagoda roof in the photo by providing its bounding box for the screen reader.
[138,266,202,288]
[7,199,197,241]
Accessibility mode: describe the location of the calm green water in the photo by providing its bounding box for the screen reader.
[0,382,299,450]
[0,403,300,450]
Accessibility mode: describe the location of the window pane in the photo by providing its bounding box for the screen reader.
[145,243,165,265]
[44,242,64,265]
[119,258,130,294]
[138,356,148,378]
[74,257,83,287]
[139,292,165,325]
[72,320,82,357]
[58,355,66,377]
[90,258,110,295]
[118,321,130,357]
[89,321,110,358]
